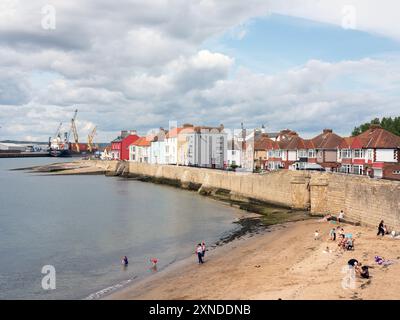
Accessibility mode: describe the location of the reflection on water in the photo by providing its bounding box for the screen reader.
[0,158,240,299]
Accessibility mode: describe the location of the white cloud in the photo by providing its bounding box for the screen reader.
[0,0,399,142]
[268,0,400,41]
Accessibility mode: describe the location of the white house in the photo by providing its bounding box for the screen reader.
[179,125,227,169]
[226,132,243,167]
[165,127,182,164]
[149,130,167,164]
[129,137,152,163]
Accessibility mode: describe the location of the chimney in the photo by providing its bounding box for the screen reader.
[323,129,333,134]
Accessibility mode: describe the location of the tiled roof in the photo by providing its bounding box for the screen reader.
[339,137,355,149]
[254,135,279,150]
[132,137,151,147]
[166,127,183,138]
[283,136,310,150]
[356,126,400,149]
[311,129,343,149]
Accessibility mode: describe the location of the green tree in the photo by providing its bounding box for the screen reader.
[352,116,400,136]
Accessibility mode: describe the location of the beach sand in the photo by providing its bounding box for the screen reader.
[106,219,400,300]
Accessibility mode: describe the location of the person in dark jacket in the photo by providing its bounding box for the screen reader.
[377,220,385,236]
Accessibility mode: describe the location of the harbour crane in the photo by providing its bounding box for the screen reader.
[68,109,79,153]
[54,122,63,138]
[87,126,97,153]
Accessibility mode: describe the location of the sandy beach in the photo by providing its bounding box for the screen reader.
[106,219,400,300]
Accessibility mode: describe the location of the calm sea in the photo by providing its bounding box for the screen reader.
[0,157,241,299]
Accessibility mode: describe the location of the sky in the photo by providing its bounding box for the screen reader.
[0,0,399,142]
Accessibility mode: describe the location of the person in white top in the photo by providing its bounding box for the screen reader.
[338,210,344,223]
[196,243,204,264]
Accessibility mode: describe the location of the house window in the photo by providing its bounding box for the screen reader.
[308,149,316,158]
[274,150,281,158]
[268,150,274,157]
[298,149,307,158]
[353,149,365,159]
[340,149,352,158]
[353,165,363,175]
[340,164,351,173]
[367,149,373,160]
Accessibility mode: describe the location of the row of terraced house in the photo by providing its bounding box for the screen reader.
[248,125,400,180]
[108,124,400,181]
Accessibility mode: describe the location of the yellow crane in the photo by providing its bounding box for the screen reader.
[87,126,97,153]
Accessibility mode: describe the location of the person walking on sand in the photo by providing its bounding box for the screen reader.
[377,220,385,237]
[201,241,206,259]
[196,243,204,264]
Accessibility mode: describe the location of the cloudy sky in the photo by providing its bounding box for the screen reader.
[0,0,399,142]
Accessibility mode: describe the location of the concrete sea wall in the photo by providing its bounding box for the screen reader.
[92,161,400,229]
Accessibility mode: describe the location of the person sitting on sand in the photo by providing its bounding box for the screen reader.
[355,263,369,279]
[338,234,347,249]
[348,258,358,267]
[345,238,355,251]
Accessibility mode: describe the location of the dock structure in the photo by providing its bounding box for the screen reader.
[0,151,50,158]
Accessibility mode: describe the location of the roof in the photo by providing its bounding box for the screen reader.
[339,137,355,149]
[254,135,279,150]
[282,136,310,150]
[132,137,151,147]
[311,129,343,149]
[192,125,224,133]
[112,136,122,143]
[166,127,183,138]
[355,126,400,149]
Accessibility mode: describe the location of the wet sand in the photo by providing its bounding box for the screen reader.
[106,219,400,300]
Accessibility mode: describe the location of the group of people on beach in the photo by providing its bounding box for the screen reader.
[347,258,370,279]
[317,210,354,251]
[318,210,400,281]
[195,242,206,264]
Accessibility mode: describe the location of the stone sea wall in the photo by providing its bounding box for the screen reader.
[91,160,400,229]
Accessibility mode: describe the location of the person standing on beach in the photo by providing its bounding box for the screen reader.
[329,228,336,241]
[201,241,206,260]
[377,220,385,236]
[196,243,204,264]
[338,210,344,223]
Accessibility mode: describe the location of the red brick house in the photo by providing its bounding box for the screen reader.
[110,130,140,160]
[337,125,400,179]
[309,129,343,171]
